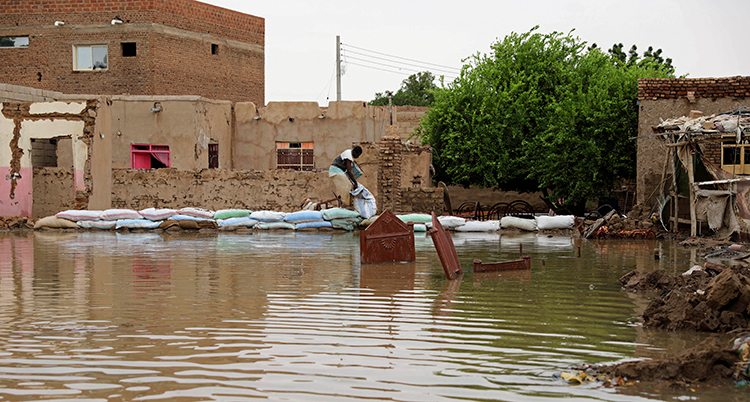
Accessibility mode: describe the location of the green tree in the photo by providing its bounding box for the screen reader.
[417,27,675,214]
[370,71,438,107]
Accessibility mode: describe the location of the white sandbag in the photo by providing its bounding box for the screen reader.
[177,207,215,219]
[413,223,427,232]
[217,217,258,228]
[55,210,102,221]
[535,215,575,230]
[101,209,143,221]
[257,222,295,230]
[250,210,287,222]
[351,184,377,219]
[139,208,178,221]
[436,216,466,229]
[455,220,501,232]
[115,219,162,230]
[77,220,117,230]
[500,216,537,231]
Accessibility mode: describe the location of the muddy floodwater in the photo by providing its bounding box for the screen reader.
[0,230,748,402]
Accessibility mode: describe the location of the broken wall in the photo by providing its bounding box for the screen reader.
[0,100,93,218]
[637,77,750,205]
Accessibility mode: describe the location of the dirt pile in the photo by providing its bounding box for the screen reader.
[598,337,741,384]
[621,265,750,332]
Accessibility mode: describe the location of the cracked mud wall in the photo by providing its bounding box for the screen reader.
[1,101,92,218]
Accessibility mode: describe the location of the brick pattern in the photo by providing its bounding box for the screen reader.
[377,135,402,212]
[0,0,264,42]
[400,187,444,214]
[0,0,264,103]
[638,77,750,100]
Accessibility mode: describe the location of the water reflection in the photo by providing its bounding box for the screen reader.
[0,230,745,401]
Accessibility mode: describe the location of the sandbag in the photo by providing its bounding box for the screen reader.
[398,213,432,223]
[455,220,501,232]
[178,207,215,219]
[351,184,377,219]
[284,210,324,223]
[56,210,102,221]
[217,217,258,228]
[115,219,162,230]
[250,210,287,222]
[101,209,142,221]
[322,207,361,220]
[413,223,427,232]
[34,216,79,229]
[535,215,575,230]
[295,221,333,230]
[169,214,214,222]
[426,216,466,229]
[213,209,251,220]
[500,216,537,231]
[257,222,295,230]
[329,218,361,231]
[139,208,177,221]
[77,220,117,230]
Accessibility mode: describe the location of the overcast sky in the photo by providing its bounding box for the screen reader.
[201,0,749,106]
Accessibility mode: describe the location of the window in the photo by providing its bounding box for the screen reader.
[721,137,750,175]
[74,45,108,70]
[0,37,29,48]
[276,142,314,171]
[208,143,219,169]
[121,42,136,57]
[131,144,170,169]
[31,138,57,167]
[211,44,219,55]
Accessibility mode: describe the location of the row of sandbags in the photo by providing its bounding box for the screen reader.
[34,207,364,231]
[396,214,576,232]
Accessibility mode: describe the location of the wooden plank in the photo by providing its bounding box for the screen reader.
[428,212,463,280]
[473,256,531,272]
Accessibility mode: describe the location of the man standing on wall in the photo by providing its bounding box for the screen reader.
[329,145,363,207]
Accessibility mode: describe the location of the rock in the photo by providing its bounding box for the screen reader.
[705,269,743,310]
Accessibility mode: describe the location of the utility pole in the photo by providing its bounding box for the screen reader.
[336,35,341,101]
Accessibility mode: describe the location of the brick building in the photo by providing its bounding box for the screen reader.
[0,0,264,103]
[637,76,750,205]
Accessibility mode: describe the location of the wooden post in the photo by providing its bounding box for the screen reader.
[671,146,679,232]
[688,148,697,237]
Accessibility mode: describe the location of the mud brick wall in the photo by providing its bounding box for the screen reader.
[111,168,332,212]
[0,0,264,103]
[399,187,444,214]
[32,167,74,218]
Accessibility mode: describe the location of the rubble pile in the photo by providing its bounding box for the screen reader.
[597,337,742,385]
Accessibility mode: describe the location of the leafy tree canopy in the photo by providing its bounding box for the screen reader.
[370,71,438,107]
[417,27,675,214]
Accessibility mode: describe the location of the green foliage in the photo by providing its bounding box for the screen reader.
[417,27,675,213]
[370,71,438,107]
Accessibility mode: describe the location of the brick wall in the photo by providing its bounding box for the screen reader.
[0,0,264,43]
[639,77,750,100]
[0,0,264,103]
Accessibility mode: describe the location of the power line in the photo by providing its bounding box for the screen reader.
[342,49,461,75]
[341,42,461,73]
[344,60,456,82]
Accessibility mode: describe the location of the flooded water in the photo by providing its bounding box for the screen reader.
[0,230,747,401]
